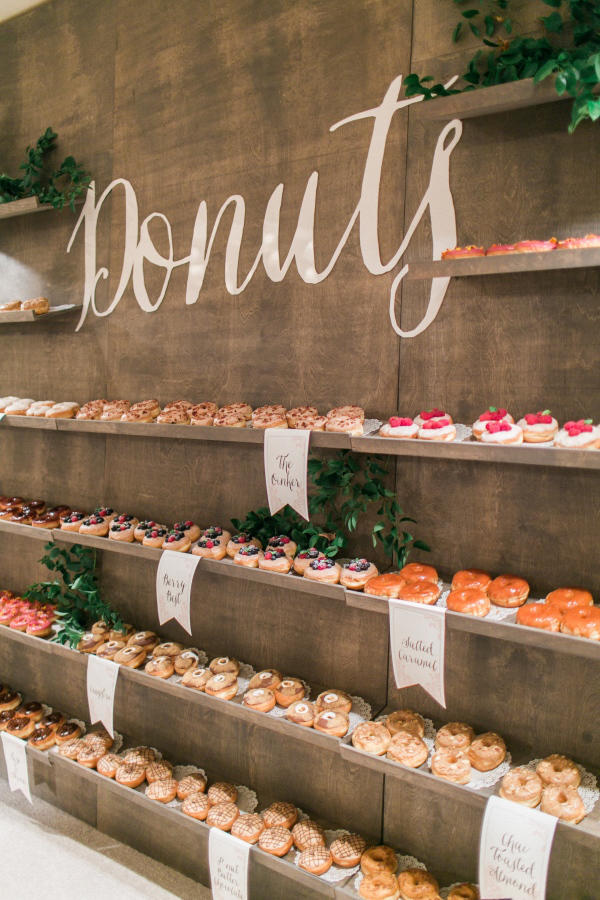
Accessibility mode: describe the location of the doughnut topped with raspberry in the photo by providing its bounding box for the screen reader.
[145,527,167,538]
[414,408,453,426]
[262,548,286,560]
[557,233,600,249]
[268,535,291,547]
[308,558,335,571]
[480,421,524,445]
[555,419,600,449]
[517,410,558,443]
[173,521,201,541]
[441,246,484,259]
[62,512,85,523]
[237,544,260,556]
[514,238,557,253]
[164,531,185,543]
[418,418,457,442]
[344,558,371,572]
[486,243,516,255]
[472,407,514,440]
[379,416,418,439]
[82,515,105,526]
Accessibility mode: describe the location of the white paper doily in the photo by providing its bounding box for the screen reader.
[525,759,598,815]
[363,418,382,436]
[236,784,258,813]
[354,853,426,891]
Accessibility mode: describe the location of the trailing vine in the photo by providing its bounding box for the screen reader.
[24,543,122,647]
[0,127,92,209]
[232,451,430,569]
[405,1,600,132]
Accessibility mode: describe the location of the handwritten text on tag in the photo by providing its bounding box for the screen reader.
[388,599,446,707]
[1,732,32,803]
[156,550,201,635]
[209,828,251,900]
[264,428,310,520]
[87,653,119,737]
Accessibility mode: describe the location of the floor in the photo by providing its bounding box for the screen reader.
[0,780,212,899]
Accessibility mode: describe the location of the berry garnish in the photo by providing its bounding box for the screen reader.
[420,408,445,420]
[389,416,413,427]
[422,418,450,430]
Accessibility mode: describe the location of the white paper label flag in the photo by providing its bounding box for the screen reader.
[388,599,446,707]
[1,732,32,803]
[156,550,201,635]
[479,796,558,900]
[87,653,119,737]
[209,828,251,900]
[264,428,310,520]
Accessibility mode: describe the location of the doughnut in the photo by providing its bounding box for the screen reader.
[352,722,392,755]
[441,246,484,258]
[472,407,514,440]
[114,645,147,667]
[192,536,227,559]
[177,772,207,799]
[161,530,191,552]
[97,753,123,778]
[378,417,418,439]
[360,845,398,876]
[446,587,490,617]
[18,701,44,722]
[209,656,240,675]
[91,620,110,638]
[28,725,56,750]
[545,588,593,610]
[266,535,296,557]
[84,729,114,750]
[248,669,282,691]
[95,507,117,523]
[488,574,530,608]
[130,398,160,417]
[252,404,287,421]
[517,411,559,443]
[287,406,318,427]
[243,688,276,712]
[302,557,341,583]
[418,418,456,441]
[144,655,175,678]
[386,731,429,768]
[397,868,439,899]
[468,732,506,771]
[313,710,349,737]
[109,521,135,542]
[274,678,305,707]
[76,401,105,420]
[218,403,252,420]
[121,408,153,423]
[435,722,474,751]
[31,514,59,531]
[123,746,156,766]
[536,754,581,788]
[134,520,165,541]
[294,414,327,431]
[516,603,562,631]
[259,547,293,572]
[397,580,440,605]
[330,833,366,867]
[27,401,54,417]
[163,400,193,411]
[0,396,20,410]
[189,411,214,425]
[173,520,202,543]
[399,563,439,584]
[5,399,33,415]
[499,767,543,807]
[234,545,261,566]
[127,631,159,651]
[252,413,288,429]
[205,672,238,700]
[142,527,168,548]
[359,872,400,900]
[558,234,600,249]
[55,721,82,743]
[182,792,210,819]
[226,533,261,557]
[80,515,109,536]
[115,762,147,788]
[263,801,298,829]
[258,826,294,856]
[108,623,134,643]
[213,412,245,427]
[298,846,332,875]
[285,700,315,727]
[77,632,106,653]
[174,650,200,675]
[156,408,190,424]
[76,742,106,768]
[292,819,325,850]
[364,574,406,598]
[153,641,184,658]
[0,691,22,712]
[431,747,471,783]
[514,238,557,253]
[540,785,586,823]
[60,512,86,532]
[385,710,425,738]
[45,402,79,419]
[555,420,600,449]
[315,690,352,714]
[231,813,265,844]
[0,710,16,731]
[38,711,66,732]
[414,408,452,426]
[327,405,365,422]
[480,421,524,443]
[561,606,600,640]
[326,414,364,435]
[94,640,125,661]
[181,666,211,690]
[486,244,516,255]
[447,885,480,900]
[340,558,379,590]
[146,778,179,804]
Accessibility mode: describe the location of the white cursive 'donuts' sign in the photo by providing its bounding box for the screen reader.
[156,550,201,635]
[209,829,251,900]
[264,428,310,520]
[87,653,119,737]
[1,732,32,803]
[68,75,461,338]
[388,599,446,707]
[479,796,558,900]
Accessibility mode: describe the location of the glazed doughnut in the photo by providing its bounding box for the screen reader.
[226,533,261,557]
[298,846,332,875]
[285,700,315,727]
[263,801,298,829]
[115,762,146,788]
[536,754,581,788]
[315,690,352,714]
[274,678,306,707]
[430,747,471,783]
[516,603,562,632]
[234,544,261,566]
[252,413,288,429]
[386,731,429,768]
[472,407,514,440]
[352,722,392,755]
[182,792,210,819]
[287,406,318,427]
[447,885,479,900]
[327,405,365,422]
[359,872,400,900]
[177,772,207,799]
[60,512,86,532]
[441,246,484,258]
[488,574,530,608]
[156,409,190,424]
[123,746,156,766]
[330,833,366,868]
[480,421,524,444]
[378,417,418,439]
[114,645,147,667]
[4,399,32,415]
[243,688,276,712]
[558,233,600,249]
[127,631,159,651]
[499,767,543,807]
[364,573,407,598]
[340,558,379,591]
[397,868,439,899]
[385,710,425,738]
[292,819,325,850]
[97,753,123,778]
[303,557,341,583]
[142,527,168,548]
[398,563,438,584]
[0,710,18,730]
[76,401,105,420]
[153,641,184,658]
[248,669,282,691]
[258,826,294,856]
[218,403,252,420]
[209,656,240,675]
[451,569,492,592]
[545,587,593,610]
[360,845,398,876]
[27,401,54,417]
[192,536,227,559]
[77,632,106,653]
[181,666,211,690]
[397,580,440,605]
[325,414,364,436]
[130,398,160,417]
[55,721,82,743]
[468,732,506,771]
[205,672,238,700]
[145,760,174,783]
[91,620,110,638]
[84,729,114,751]
[189,411,214,426]
[6,715,35,738]
[293,548,325,574]
[540,785,586,823]
[121,408,154,423]
[207,782,238,805]
[230,813,265,844]
[486,243,516,255]
[76,743,106,768]
[252,404,287,420]
[27,726,56,751]
[18,701,44,722]
[80,515,109,536]
[163,399,193,412]
[162,530,191,552]
[266,535,296,557]
[0,691,22,712]
[517,411,559,443]
[418,418,456,441]
[45,402,79,419]
[446,587,490,617]
[31,514,59,531]
[561,606,600,640]
[174,650,201,675]
[144,655,175,679]
[0,396,19,410]
[57,738,85,759]
[435,722,475,751]
[173,520,202,543]
[146,778,179,804]
[107,623,135,643]
[258,547,293,573]
[294,414,327,431]
[514,238,557,253]
[213,412,246,427]
[39,711,66,732]
[313,709,349,737]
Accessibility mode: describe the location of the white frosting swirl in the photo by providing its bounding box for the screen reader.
[480,424,523,444]
[379,423,418,438]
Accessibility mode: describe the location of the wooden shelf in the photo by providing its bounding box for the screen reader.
[414,77,572,122]
[0,196,51,219]
[406,247,600,281]
[4,414,600,471]
[0,304,79,324]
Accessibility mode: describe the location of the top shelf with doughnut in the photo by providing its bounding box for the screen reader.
[406,245,600,280]
[0,304,79,324]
